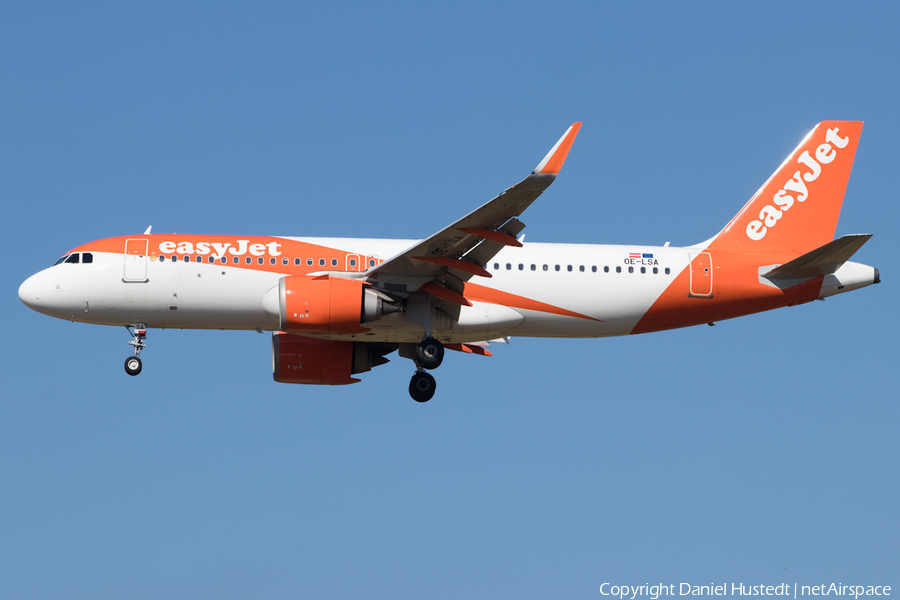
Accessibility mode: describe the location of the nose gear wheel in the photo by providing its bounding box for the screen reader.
[125,324,147,376]
[124,356,142,376]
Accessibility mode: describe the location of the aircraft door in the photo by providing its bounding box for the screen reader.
[346,254,362,272]
[124,239,149,282]
[689,252,713,297]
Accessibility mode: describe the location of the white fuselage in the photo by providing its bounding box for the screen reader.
[20,237,688,341]
[18,235,875,344]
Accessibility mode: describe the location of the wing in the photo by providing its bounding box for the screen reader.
[366,122,582,297]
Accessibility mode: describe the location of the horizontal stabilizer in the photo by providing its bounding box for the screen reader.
[763,234,872,280]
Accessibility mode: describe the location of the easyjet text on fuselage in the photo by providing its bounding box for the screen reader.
[158,240,283,258]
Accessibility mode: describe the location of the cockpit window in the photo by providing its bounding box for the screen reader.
[53,255,69,266]
[65,254,80,264]
[82,252,93,264]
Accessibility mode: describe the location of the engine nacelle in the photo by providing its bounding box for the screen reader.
[263,275,399,335]
[272,333,391,385]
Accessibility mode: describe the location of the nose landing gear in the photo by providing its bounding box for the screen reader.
[124,324,146,376]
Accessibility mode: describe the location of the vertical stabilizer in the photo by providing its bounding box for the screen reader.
[708,121,863,257]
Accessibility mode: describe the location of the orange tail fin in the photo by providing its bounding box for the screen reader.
[708,121,863,257]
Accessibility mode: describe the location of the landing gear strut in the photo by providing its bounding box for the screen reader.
[125,324,146,376]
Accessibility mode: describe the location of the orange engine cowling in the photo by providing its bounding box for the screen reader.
[272,333,391,385]
[263,275,400,335]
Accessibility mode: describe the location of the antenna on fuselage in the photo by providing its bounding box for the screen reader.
[143,226,152,235]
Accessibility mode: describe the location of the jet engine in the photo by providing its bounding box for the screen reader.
[272,333,393,385]
[263,275,400,334]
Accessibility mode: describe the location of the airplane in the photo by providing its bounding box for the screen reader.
[18,121,879,402]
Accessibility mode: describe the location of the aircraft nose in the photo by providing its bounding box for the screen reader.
[18,273,42,310]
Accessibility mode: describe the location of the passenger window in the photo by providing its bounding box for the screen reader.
[567,265,573,272]
[506,263,511,270]
[271,258,277,265]
[349,259,356,267]
[653,267,658,274]
[369,259,376,267]
[665,267,671,275]
[331,259,337,267]
[258,257,264,265]
[183,256,190,263]
[246,257,252,264]
[494,263,499,270]
[220,257,227,264]
[197,256,202,263]
[283,258,289,265]
[518,264,524,270]
[159,256,165,262]
[604,266,609,273]
[555,265,560,271]
[294,258,301,266]
[591,266,596,273]
[531,264,536,271]
[319,259,325,266]
[82,253,93,264]
[640,267,646,273]
[628,266,634,273]
[579,265,585,272]
[65,254,79,264]
[233,257,239,264]
[616,266,621,273]
[543,264,548,271]
[308,259,314,266]
[208,256,215,263]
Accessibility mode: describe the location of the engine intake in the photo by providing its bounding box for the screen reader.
[263,275,400,334]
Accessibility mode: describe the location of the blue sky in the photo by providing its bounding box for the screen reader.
[1,2,897,597]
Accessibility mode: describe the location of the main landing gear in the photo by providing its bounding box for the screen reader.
[407,337,444,402]
[124,324,146,376]
[409,371,436,403]
[416,337,444,370]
